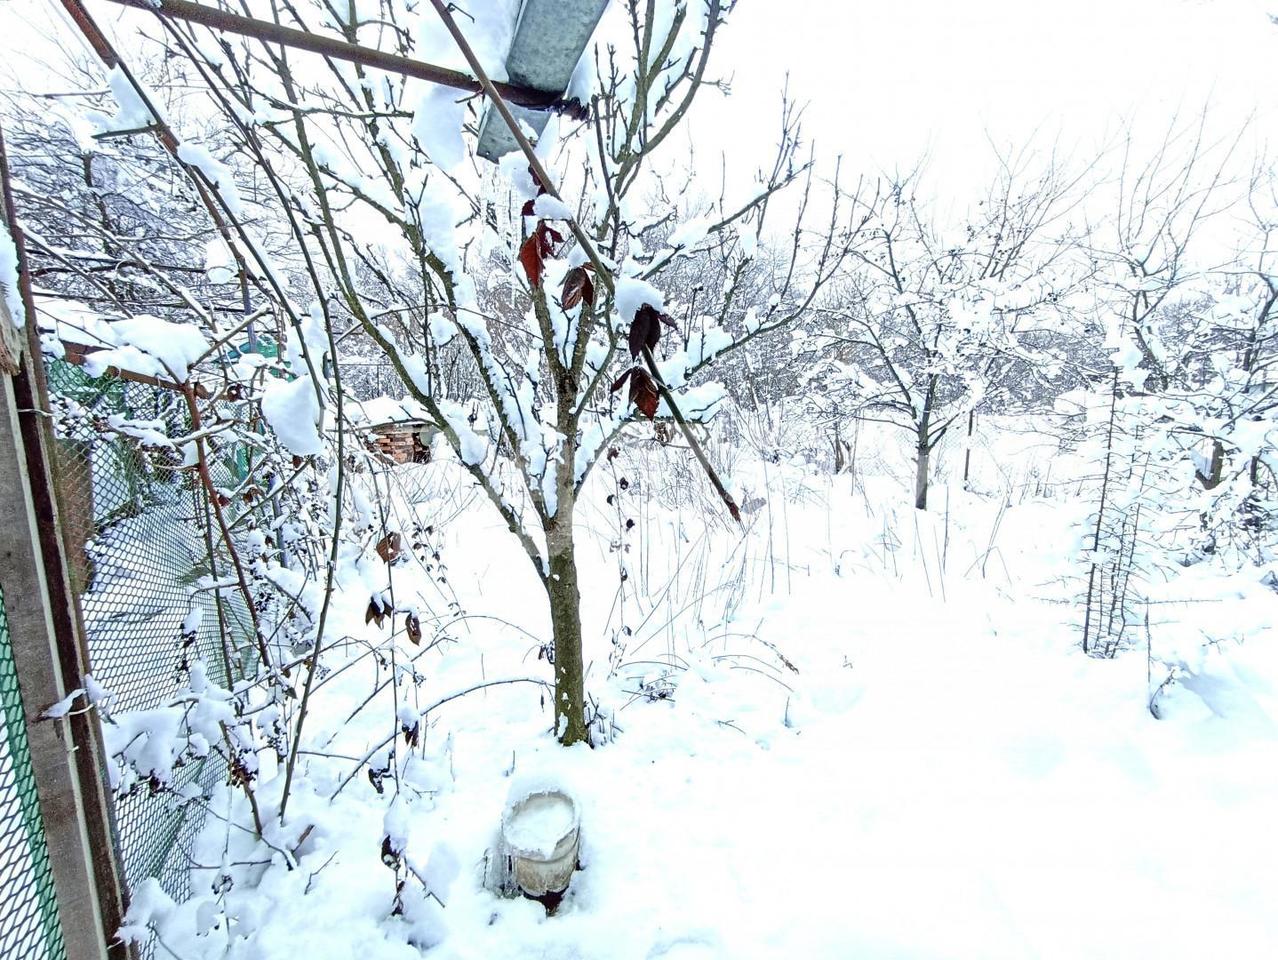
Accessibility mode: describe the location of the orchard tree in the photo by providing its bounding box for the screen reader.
[147,0,861,744]
[1076,115,1249,652]
[1107,160,1277,561]
[813,153,1086,509]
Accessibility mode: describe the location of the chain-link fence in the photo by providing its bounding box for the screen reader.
[45,357,250,955]
[0,586,66,960]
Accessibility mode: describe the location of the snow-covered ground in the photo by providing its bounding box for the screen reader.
[141,425,1278,959]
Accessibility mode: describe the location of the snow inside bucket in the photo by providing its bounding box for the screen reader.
[501,789,580,897]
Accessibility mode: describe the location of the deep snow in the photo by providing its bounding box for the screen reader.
[139,423,1278,959]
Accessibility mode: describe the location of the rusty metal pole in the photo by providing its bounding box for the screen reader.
[95,0,584,114]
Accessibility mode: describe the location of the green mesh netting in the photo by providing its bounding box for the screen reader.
[0,586,68,960]
[45,358,250,959]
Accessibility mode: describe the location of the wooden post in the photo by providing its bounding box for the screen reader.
[0,129,132,959]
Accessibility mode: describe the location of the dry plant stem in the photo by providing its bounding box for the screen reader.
[181,385,274,673]
[428,0,740,524]
[1083,369,1121,655]
[267,38,354,822]
[329,678,550,798]
[188,486,268,836]
[277,314,347,824]
[65,1,342,817]
[162,393,267,836]
[174,15,383,726]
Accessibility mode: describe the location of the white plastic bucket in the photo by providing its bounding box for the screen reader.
[501,789,580,897]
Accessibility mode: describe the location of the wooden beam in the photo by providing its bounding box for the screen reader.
[60,340,211,398]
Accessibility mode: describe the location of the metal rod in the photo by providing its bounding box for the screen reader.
[98,0,582,113]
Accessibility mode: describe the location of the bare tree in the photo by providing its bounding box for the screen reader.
[148,0,861,744]
[813,149,1087,509]
[1078,113,1245,653]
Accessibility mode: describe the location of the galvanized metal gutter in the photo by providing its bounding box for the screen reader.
[475,0,610,161]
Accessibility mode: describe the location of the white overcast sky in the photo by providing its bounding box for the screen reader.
[687,0,1277,200]
[2,0,1274,203]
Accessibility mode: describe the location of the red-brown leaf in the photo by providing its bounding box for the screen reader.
[610,368,633,394]
[405,612,421,645]
[629,367,660,420]
[519,233,544,288]
[529,165,549,195]
[518,222,564,289]
[629,304,662,360]
[540,223,563,248]
[375,532,402,564]
[561,266,594,310]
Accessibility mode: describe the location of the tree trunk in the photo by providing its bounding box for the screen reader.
[916,379,936,511]
[544,515,588,746]
[914,438,930,510]
[962,409,976,489]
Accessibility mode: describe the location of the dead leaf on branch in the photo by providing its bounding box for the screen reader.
[611,366,660,420]
[628,303,676,360]
[365,596,388,628]
[402,713,420,749]
[561,264,595,310]
[375,532,402,564]
[381,835,401,869]
[518,220,564,289]
[405,612,422,645]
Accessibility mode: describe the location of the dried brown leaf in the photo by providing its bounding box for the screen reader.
[629,367,660,420]
[561,265,595,310]
[375,532,402,564]
[629,304,658,360]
